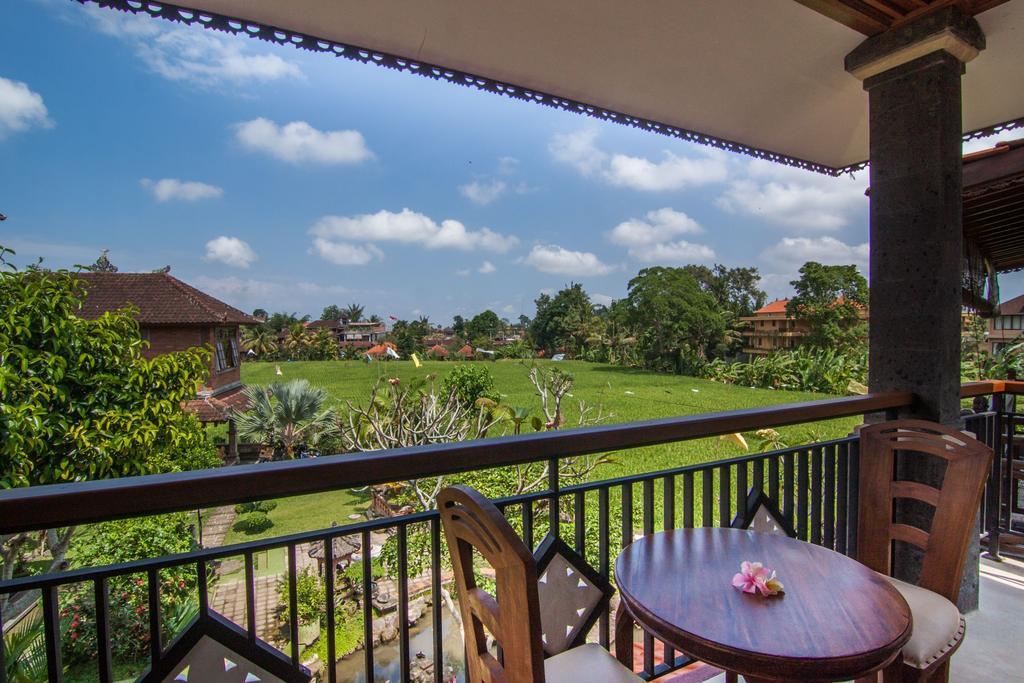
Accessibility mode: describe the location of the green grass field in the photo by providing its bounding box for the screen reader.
[242,359,858,480]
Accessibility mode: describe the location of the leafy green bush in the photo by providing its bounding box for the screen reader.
[62,514,197,663]
[234,500,278,515]
[278,568,324,626]
[701,346,867,395]
[441,364,497,405]
[232,511,274,534]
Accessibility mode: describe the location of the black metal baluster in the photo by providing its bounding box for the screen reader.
[197,559,209,617]
[662,476,676,667]
[683,472,694,528]
[523,501,534,549]
[641,479,655,676]
[288,545,300,664]
[0,597,5,683]
[769,455,780,504]
[398,525,411,683]
[362,529,375,682]
[598,486,610,648]
[324,537,337,683]
[431,518,444,683]
[701,469,713,527]
[837,442,849,555]
[621,484,633,548]
[783,451,795,532]
[548,457,560,538]
[752,458,764,492]
[642,479,654,537]
[824,444,836,550]
[848,441,860,556]
[95,578,113,682]
[148,568,162,668]
[810,446,823,545]
[42,586,63,683]
[574,491,586,558]
[244,552,257,641]
[736,462,748,519]
[718,466,731,527]
[797,449,810,541]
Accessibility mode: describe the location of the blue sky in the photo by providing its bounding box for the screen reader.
[2,0,1022,323]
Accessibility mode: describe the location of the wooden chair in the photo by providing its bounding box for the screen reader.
[857,420,994,683]
[438,485,641,683]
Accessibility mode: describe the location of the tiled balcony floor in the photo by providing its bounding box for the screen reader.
[952,554,1024,681]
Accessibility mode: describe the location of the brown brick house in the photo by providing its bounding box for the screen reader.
[75,272,257,459]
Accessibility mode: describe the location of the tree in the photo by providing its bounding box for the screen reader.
[283,322,312,359]
[467,309,502,341]
[309,328,340,360]
[389,317,432,356]
[786,262,868,350]
[265,311,309,332]
[234,380,337,458]
[242,325,279,357]
[341,303,365,322]
[321,304,343,321]
[252,308,268,320]
[682,264,767,318]
[452,315,467,339]
[622,267,725,372]
[530,283,594,354]
[0,247,212,615]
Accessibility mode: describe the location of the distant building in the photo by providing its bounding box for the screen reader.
[75,272,257,460]
[986,294,1024,354]
[307,319,387,349]
[739,298,867,357]
[740,299,809,357]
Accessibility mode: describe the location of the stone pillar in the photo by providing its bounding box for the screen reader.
[846,8,985,611]
[228,418,239,464]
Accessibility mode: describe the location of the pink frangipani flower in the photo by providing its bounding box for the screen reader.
[732,560,784,597]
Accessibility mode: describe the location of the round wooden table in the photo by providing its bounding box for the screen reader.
[615,528,912,682]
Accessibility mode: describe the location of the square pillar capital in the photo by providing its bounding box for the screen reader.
[845,6,984,82]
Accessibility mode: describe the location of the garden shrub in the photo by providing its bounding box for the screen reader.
[278,568,323,626]
[234,500,278,515]
[232,511,274,534]
[441,364,497,406]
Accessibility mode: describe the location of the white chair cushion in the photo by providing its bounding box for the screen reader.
[886,576,966,669]
[544,643,642,682]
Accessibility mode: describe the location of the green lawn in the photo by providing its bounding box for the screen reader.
[242,359,859,479]
[221,489,370,546]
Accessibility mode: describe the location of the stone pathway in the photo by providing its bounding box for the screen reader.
[201,505,237,548]
[210,575,283,643]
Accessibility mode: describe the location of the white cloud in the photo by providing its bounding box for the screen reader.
[141,178,223,202]
[605,151,728,191]
[549,129,608,176]
[629,240,716,264]
[478,260,497,274]
[761,236,869,271]
[235,118,372,165]
[716,159,867,231]
[455,268,472,277]
[459,179,507,205]
[592,293,614,307]
[311,209,518,253]
[193,275,279,301]
[523,245,615,277]
[311,238,382,266]
[608,208,702,247]
[203,236,257,268]
[0,77,53,137]
[497,156,520,175]
[82,5,302,87]
[550,129,727,191]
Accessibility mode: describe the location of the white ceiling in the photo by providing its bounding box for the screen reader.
[178,0,1024,171]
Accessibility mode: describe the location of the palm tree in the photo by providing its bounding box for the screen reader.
[242,326,278,357]
[235,380,336,458]
[283,323,311,360]
[341,303,365,322]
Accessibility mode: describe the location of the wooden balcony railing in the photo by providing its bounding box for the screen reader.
[0,386,1018,683]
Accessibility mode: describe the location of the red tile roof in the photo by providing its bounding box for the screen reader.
[999,294,1024,315]
[753,299,790,314]
[184,386,250,423]
[75,273,256,325]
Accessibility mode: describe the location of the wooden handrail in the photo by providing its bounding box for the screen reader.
[0,391,914,534]
[960,380,1024,397]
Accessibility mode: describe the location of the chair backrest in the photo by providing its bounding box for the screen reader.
[438,485,546,683]
[858,419,993,603]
